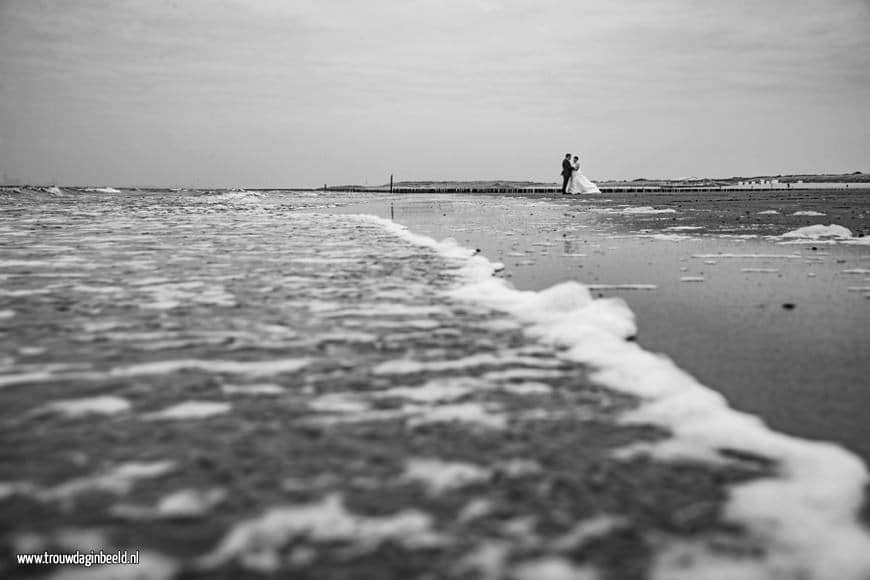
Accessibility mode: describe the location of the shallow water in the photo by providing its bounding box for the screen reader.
[0,189,659,578]
[337,193,870,461]
[1,188,869,579]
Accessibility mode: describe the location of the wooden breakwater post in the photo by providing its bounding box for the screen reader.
[390,174,393,194]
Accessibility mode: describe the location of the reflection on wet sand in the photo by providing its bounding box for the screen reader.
[332,193,870,462]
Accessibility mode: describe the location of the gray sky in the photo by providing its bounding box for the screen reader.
[1,0,868,187]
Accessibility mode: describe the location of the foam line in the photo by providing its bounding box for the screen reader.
[109,358,309,377]
[357,213,870,579]
[691,253,803,259]
[621,206,677,215]
[41,396,131,417]
[586,284,657,291]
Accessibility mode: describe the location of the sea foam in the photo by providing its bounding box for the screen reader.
[361,214,870,580]
[110,358,309,377]
[779,224,870,246]
[781,224,853,239]
[41,396,131,417]
[621,206,677,215]
[199,494,442,572]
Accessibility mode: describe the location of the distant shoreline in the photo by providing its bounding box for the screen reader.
[324,182,870,194]
[3,171,869,193]
[0,172,870,195]
[322,172,870,192]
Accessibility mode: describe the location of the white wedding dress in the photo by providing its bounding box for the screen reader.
[567,162,601,194]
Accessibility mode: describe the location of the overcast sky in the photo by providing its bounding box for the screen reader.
[1,0,868,187]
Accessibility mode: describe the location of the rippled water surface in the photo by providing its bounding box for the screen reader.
[1,189,868,580]
[340,192,870,461]
[0,190,673,578]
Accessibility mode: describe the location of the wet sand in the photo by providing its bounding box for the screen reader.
[333,190,870,461]
[0,189,778,579]
[1,187,868,579]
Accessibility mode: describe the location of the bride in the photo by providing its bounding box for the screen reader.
[567,155,601,194]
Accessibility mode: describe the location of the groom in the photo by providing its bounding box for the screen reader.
[561,153,572,194]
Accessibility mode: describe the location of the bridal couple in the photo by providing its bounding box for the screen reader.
[561,153,601,194]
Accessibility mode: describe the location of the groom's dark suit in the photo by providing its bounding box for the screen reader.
[561,157,573,193]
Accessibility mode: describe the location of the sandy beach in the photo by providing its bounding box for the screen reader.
[4,1,869,577]
[1,187,868,580]
[333,190,870,461]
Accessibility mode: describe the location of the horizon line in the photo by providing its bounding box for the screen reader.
[1,170,866,190]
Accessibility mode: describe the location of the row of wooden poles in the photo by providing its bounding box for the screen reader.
[320,175,805,193]
[322,186,762,193]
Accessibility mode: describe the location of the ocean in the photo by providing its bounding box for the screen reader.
[1,187,869,579]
